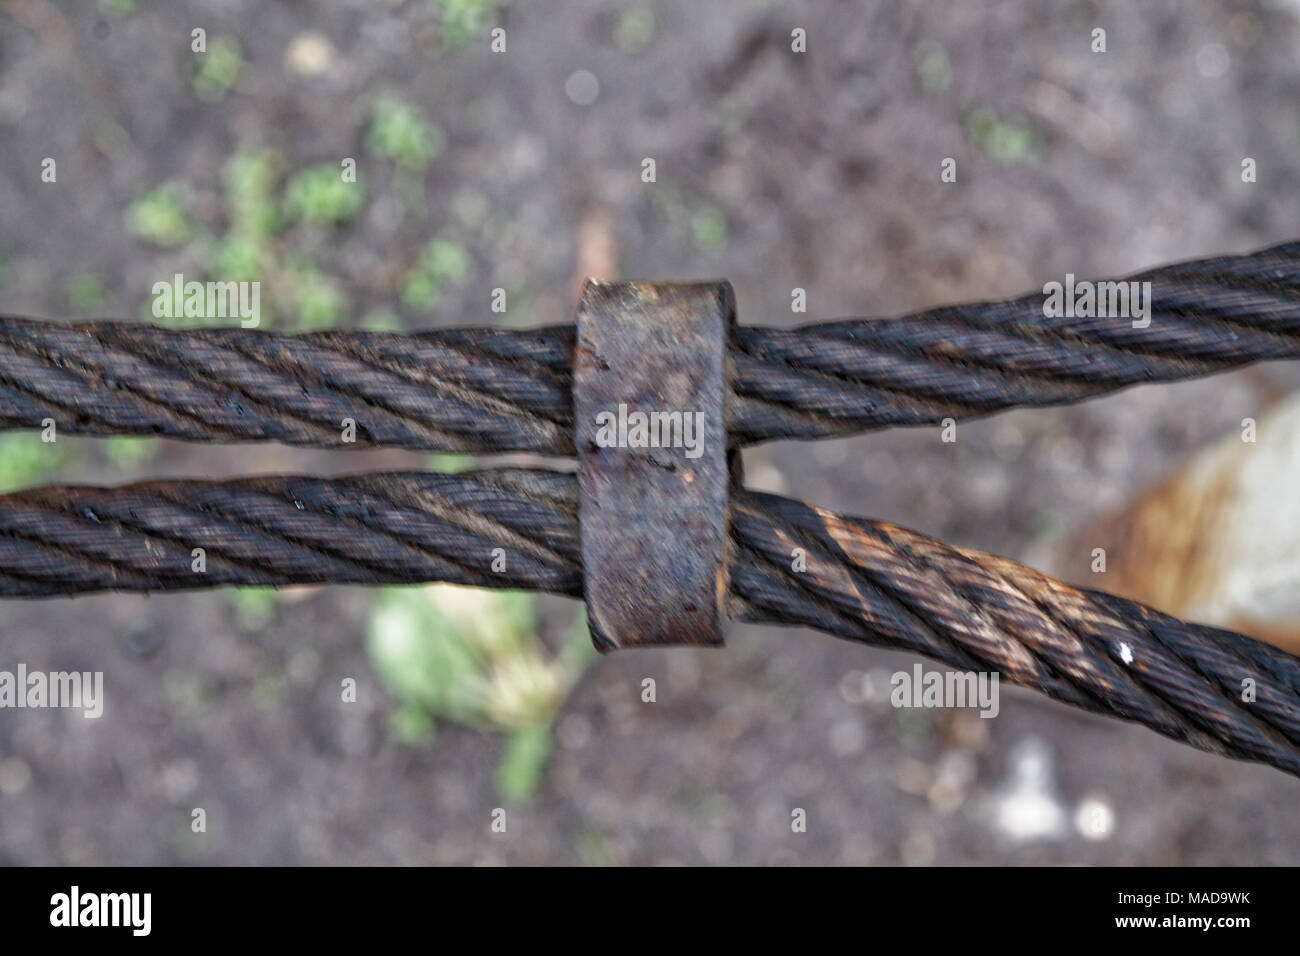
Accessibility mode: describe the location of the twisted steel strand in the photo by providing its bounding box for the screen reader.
[728,490,1300,776]
[728,239,1300,442]
[5,241,1300,450]
[0,469,582,597]
[0,319,577,454]
[0,470,1295,777]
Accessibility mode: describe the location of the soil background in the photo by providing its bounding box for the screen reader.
[1,0,1299,864]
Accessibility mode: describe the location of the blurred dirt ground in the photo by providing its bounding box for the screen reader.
[2,0,1300,864]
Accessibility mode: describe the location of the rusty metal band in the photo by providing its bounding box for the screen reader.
[574,280,735,650]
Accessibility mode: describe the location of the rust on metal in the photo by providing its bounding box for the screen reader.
[1057,393,1300,655]
[574,279,734,650]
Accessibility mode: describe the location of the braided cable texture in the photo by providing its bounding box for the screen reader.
[0,469,581,597]
[0,318,576,453]
[727,489,1300,777]
[5,241,1300,450]
[730,239,1300,442]
[0,470,1295,776]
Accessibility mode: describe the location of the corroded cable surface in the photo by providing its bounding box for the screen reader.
[1,469,1295,777]
[0,320,577,453]
[729,239,1300,442]
[5,240,1300,449]
[728,489,1300,778]
[0,470,582,597]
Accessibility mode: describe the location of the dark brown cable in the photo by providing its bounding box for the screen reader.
[5,240,1300,449]
[1,469,1295,777]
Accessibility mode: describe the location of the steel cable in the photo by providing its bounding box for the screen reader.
[729,239,1300,441]
[0,469,1295,777]
[0,320,576,453]
[727,490,1300,777]
[4,240,1300,450]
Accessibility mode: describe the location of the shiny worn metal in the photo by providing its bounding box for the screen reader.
[574,279,734,650]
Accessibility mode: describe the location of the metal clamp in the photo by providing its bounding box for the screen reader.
[574,280,735,650]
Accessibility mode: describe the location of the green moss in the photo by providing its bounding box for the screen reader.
[102,436,159,475]
[294,274,348,330]
[224,150,281,236]
[964,107,1043,164]
[433,0,504,49]
[66,274,109,315]
[401,269,441,311]
[361,308,402,332]
[192,35,243,102]
[391,701,436,744]
[127,185,192,247]
[367,96,444,173]
[401,238,469,311]
[211,234,264,283]
[366,586,594,799]
[427,453,472,474]
[283,163,365,224]
[690,206,728,254]
[0,434,69,494]
[226,586,278,629]
[497,724,553,801]
[615,8,656,52]
[420,238,469,283]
